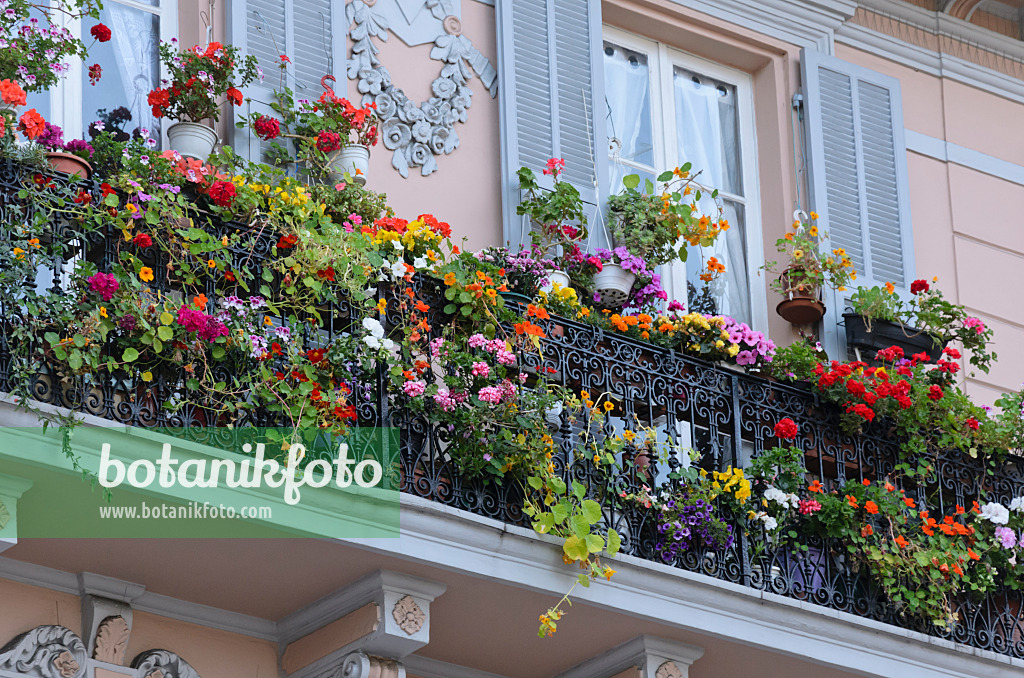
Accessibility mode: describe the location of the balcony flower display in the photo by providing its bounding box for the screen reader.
[847,277,996,374]
[148,40,260,161]
[607,163,729,267]
[251,75,380,185]
[473,246,554,300]
[762,211,857,325]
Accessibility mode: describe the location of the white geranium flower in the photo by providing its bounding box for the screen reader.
[764,487,787,505]
[979,502,1010,525]
[1009,496,1024,512]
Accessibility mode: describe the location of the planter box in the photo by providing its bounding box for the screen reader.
[842,313,944,361]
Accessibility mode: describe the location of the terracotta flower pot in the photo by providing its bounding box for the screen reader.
[776,268,825,324]
[46,152,92,179]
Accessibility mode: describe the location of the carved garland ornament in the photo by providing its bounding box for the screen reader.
[655,660,684,678]
[130,649,201,678]
[345,0,497,178]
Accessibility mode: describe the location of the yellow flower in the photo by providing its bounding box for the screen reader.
[208,259,217,269]
[12,247,25,259]
[809,225,819,237]
[99,307,108,318]
[792,249,804,259]
[376,298,387,316]
[221,235,229,246]
[139,267,154,282]
[622,430,636,442]
[810,211,819,219]
[603,401,614,412]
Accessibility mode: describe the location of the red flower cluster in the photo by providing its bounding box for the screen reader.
[277,234,298,249]
[226,86,243,106]
[133,232,153,248]
[316,130,341,153]
[417,213,452,238]
[88,64,102,86]
[208,180,236,208]
[910,279,930,295]
[254,115,280,141]
[147,88,171,118]
[90,24,112,43]
[814,355,917,424]
[773,417,798,440]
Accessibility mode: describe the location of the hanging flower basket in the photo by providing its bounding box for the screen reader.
[540,269,571,294]
[167,122,218,162]
[776,268,826,325]
[591,262,636,309]
[329,144,370,185]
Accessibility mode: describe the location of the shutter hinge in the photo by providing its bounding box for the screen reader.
[792,92,804,121]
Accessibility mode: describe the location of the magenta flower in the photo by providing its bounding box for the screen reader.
[87,272,119,301]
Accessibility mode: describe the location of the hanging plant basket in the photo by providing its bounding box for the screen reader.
[329,145,370,185]
[46,152,91,179]
[591,262,636,309]
[776,268,825,325]
[167,121,218,162]
[843,313,945,361]
[540,269,571,294]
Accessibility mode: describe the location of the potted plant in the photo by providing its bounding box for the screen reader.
[249,72,380,185]
[515,159,588,284]
[607,164,729,268]
[588,247,666,310]
[148,40,259,161]
[35,122,92,178]
[763,212,856,325]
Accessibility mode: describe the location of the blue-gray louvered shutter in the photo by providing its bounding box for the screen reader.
[496,0,608,250]
[801,48,915,358]
[227,0,340,162]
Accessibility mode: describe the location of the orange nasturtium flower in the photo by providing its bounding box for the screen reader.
[894,535,909,549]
[884,281,896,294]
[139,267,154,282]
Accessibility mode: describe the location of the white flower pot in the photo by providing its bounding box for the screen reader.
[329,144,370,185]
[540,269,571,294]
[167,121,218,162]
[591,262,636,308]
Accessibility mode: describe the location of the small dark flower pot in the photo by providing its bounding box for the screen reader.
[777,297,826,325]
[498,291,533,307]
[842,313,945,361]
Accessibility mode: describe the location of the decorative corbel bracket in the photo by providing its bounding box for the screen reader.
[0,474,34,554]
[553,635,705,678]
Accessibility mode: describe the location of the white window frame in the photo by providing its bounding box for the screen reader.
[603,26,768,332]
[36,0,178,144]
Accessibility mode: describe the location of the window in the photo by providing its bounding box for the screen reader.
[602,28,766,329]
[28,0,176,143]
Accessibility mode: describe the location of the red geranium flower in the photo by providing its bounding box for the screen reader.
[928,385,944,401]
[277,234,298,249]
[90,24,112,42]
[773,417,798,440]
[966,417,979,431]
[17,109,45,140]
[910,279,930,295]
[208,180,237,208]
[133,232,153,248]
[316,130,342,153]
[226,87,243,106]
[88,64,102,86]
[253,115,280,141]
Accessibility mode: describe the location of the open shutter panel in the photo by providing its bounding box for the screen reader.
[497,0,607,250]
[801,48,914,358]
[230,0,337,162]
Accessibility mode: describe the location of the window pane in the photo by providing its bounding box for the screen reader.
[687,199,750,324]
[83,4,160,141]
[603,41,654,190]
[672,66,743,196]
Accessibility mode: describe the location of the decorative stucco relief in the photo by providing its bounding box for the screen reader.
[0,625,87,678]
[655,660,684,678]
[92,616,130,665]
[130,650,201,678]
[391,595,426,635]
[345,0,497,178]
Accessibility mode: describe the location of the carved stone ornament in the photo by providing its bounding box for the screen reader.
[655,660,684,678]
[93,616,130,665]
[130,649,201,678]
[0,625,88,678]
[391,595,426,635]
[337,651,403,678]
[345,0,497,177]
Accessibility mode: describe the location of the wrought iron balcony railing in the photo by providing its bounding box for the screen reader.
[2,161,1023,658]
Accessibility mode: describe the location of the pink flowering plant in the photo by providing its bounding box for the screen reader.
[591,246,666,310]
[395,329,559,479]
[0,0,100,93]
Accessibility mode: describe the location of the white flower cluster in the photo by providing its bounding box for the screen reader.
[979,501,1011,525]
[1009,496,1024,512]
[362,317,394,351]
[763,486,800,509]
[752,511,778,531]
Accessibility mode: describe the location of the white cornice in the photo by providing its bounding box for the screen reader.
[671,0,857,52]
